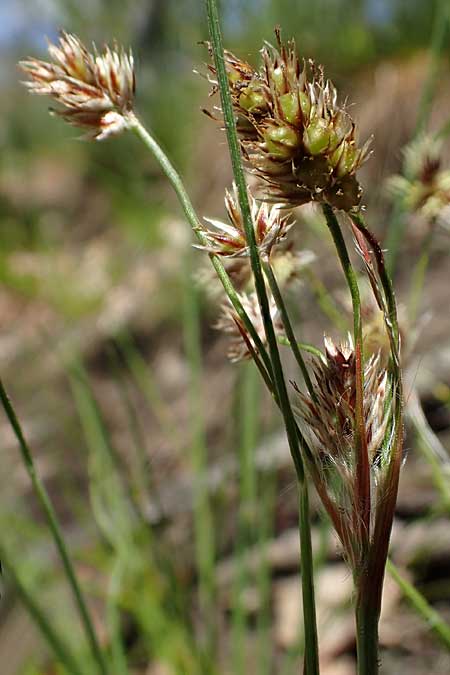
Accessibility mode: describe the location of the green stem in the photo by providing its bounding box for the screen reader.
[262,258,316,401]
[183,254,216,661]
[408,391,450,510]
[322,204,370,543]
[349,212,401,361]
[408,228,433,325]
[0,379,108,675]
[277,335,325,361]
[387,559,450,650]
[117,330,182,450]
[0,546,85,675]
[108,343,155,512]
[303,267,349,332]
[205,2,319,671]
[126,111,273,383]
[355,586,380,675]
[349,210,404,675]
[69,361,147,529]
[231,363,260,673]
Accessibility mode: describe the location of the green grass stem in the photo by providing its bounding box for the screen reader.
[322,204,370,544]
[0,378,108,675]
[262,259,316,401]
[182,254,217,664]
[387,559,450,650]
[0,546,86,675]
[205,2,319,671]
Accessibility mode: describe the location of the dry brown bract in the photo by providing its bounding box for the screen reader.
[19,31,135,140]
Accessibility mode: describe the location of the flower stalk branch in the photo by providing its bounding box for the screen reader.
[322,203,370,548]
[205,2,320,672]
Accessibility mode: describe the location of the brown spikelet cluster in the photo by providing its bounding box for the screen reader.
[295,336,392,568]
[386,135,450,228]
[19,31,135,139]
[207,30,371,211]
[197,184,292,258]
[216,292,282,362]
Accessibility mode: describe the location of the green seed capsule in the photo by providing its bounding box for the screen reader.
[265,125,300,158]
[279,92,300,125]
[227,67,242,85]
[330,142,345,169]
[239,87,267,112]
[298,91,311,119]
[336,142,358,177]
[272,66,285,93]
[303,118,331,155]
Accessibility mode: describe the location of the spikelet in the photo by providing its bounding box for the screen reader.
[19,31,135,140]
[216,292,282,362]
[197,184,292,258]
[386,134,450,227]
[294,336,392,568]
[207,29,371,211]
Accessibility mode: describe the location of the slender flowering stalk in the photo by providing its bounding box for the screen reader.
[205,2,320,673]
[322,204,370,550]
[348,211,404,675]
[261,257,317,399]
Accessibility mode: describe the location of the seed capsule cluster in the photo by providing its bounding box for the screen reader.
[208,30,371,211]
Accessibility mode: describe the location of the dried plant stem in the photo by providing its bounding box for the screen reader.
[0,546,85,675]
[262,258,316,399]
[205,1,319,672]
[0,379,108,675]
[322,204,370,546]
[386,559,450,650]
[126,111,274,383]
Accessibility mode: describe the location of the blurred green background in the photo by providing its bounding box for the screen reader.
[1,1,450,674]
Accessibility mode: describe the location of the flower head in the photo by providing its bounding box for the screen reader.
[197,184,292,258]
[19,31,135,140]
[294,336,391,568]
[386,135,450,228]
[207,30,370,211]
[216,292,282,362]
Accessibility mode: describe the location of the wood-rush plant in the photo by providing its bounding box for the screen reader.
[14,3,407,674]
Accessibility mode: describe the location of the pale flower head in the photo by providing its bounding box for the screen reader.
[216,291,282,362]
[19,31,135,140]
[197,184,292,258]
